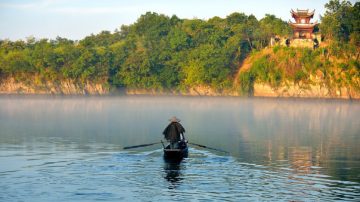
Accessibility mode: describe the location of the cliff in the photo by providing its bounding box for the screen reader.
[1,78,359,99]
[253,82,360,99]
[0,78,108,95]
[235,46,360,100]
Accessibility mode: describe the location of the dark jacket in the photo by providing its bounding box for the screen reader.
[163,122,185,143]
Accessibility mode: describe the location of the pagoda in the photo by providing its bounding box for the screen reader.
[289,9,318,39]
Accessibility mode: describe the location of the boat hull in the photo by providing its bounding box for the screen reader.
[163,141,188,159]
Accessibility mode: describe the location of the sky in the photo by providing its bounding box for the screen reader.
[0,0,357,41]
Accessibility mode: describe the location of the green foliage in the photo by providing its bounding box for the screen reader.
[260,14,292,38]
[294,70,307,84]
[1,0,358,95]
[238,71,255,96]
[0,11,290,91]
[238,43,360,95]
[320,0,360,43]
[246,54,284,88]
[273,46,281,53]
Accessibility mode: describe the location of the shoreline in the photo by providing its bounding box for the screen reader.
[1,91,359,101]
[1,78,359,100]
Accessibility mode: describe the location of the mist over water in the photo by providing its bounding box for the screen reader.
[0,96,359,201]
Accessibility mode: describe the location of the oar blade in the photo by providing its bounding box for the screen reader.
[189,142,229,153]
[123,142,160,150]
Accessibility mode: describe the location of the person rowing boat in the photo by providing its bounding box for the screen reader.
[162,116,188,159]
[162,116,186,149]
[124,117,227,155]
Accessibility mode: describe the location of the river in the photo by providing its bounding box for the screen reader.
[0,96,359,201]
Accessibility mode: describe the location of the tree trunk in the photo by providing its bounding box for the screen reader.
[247,38,253,50]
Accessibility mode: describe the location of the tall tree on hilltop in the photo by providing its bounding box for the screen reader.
[320,0,358,42]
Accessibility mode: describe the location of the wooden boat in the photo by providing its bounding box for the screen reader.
[163,140,188,159]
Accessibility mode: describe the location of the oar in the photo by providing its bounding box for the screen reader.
[188,142,229,154]
[123,142,161,150]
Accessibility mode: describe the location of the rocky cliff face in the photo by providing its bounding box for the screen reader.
[126,84,360,99]
[252,73,360,99]
[253,83,360,99]
[1,78,359,99]
[125,86,238,96]
[0,78,108,95]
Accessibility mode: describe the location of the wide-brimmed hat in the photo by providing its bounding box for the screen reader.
[169,116,181,122]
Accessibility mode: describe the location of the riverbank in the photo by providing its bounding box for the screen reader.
[0,78,108,95]
[126,84,360,99]
[1,78,359,100]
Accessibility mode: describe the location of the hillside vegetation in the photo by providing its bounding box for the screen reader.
[0,12,290,93]
[238,46,359,98]
[0,0,359,98]
[237,0,359,98]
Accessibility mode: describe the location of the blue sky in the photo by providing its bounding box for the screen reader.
[0,0,357,41]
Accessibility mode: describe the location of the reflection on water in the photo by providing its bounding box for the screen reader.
[288,146,313,173]
[0,96,359,201]
[163,159,184,189]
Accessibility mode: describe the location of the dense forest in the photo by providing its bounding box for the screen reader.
[0,0,359,96]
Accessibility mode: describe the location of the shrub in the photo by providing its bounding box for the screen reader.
[238,71,255,96]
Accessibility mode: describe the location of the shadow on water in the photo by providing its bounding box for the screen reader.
[163,157,185,189]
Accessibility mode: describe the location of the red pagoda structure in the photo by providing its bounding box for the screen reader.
[289,9,318,39]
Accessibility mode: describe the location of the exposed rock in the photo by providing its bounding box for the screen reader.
[253,82,360,99]
[125,86,238,96]
[0,77,358,99]
[0,78,109,95]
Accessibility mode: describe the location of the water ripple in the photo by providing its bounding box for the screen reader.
[0,147,359,201]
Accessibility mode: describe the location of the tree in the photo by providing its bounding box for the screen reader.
[260,14,291,39]
[320,0,356,42]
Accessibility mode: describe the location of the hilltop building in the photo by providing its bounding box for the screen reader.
[270,9,321,49]
[289,9,318,39]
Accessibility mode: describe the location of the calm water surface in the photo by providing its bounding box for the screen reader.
[0,96,359,201]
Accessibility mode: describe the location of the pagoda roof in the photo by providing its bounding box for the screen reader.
[291,9,315,18]
[288,21,318,29]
